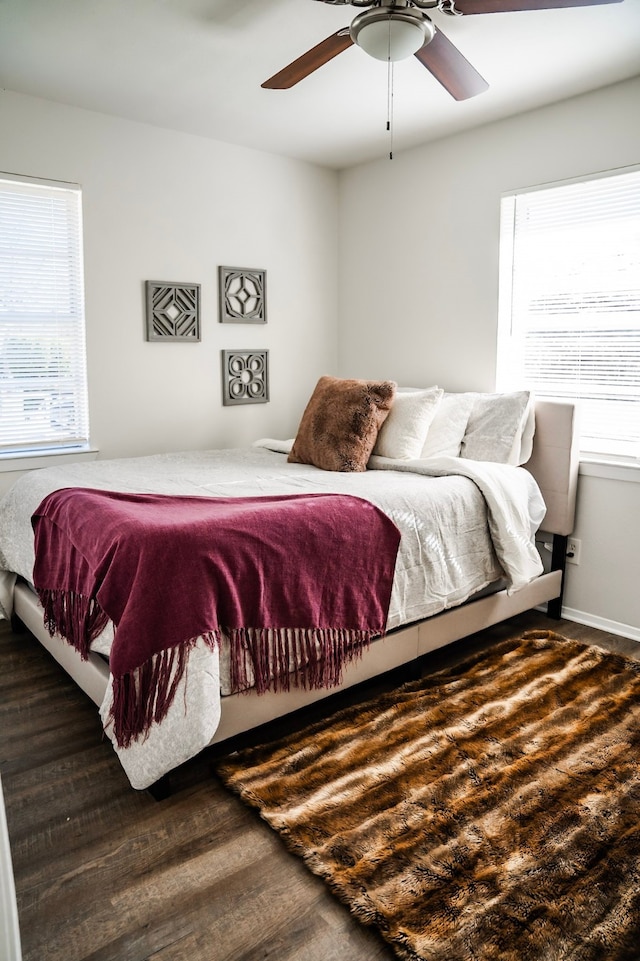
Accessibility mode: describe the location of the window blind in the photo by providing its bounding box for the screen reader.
[497,167,640,459]
[0,174,90,454]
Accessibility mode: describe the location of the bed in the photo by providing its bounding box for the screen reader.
[0,383,579,791]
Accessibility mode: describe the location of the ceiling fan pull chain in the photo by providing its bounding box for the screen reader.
[387,56,395,160]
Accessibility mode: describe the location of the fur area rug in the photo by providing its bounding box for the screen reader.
[216,631,640,961]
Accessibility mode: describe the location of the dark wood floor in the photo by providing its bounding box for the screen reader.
[1,611,638,961]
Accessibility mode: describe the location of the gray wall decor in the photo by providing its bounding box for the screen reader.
[145,281,201,341]
[222,350,269,405]
[218,266,266,324]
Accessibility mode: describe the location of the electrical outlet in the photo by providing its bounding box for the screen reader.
[566,538,582,565]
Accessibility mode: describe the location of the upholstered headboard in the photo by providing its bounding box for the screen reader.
[525,400,580,537]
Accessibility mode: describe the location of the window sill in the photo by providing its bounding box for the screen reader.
[579,458,640,484]
[0,448,99,473]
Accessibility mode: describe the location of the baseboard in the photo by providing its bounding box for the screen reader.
[560,606,640,644]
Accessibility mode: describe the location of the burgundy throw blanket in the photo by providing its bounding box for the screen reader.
[31,488,401,747]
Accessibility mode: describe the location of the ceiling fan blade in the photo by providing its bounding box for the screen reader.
[415,28,489,101]
[452,0,623,13]
[262,30,353,89]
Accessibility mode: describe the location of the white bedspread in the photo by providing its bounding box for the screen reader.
[0,444,545,788]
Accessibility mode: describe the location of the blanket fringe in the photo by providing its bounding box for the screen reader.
[37,588,110,658]
[36,588,378,746]
[109,630,220,748]
[228,627,375,696]
[110,626,374,747]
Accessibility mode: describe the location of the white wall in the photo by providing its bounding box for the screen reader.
[338,76,640,635]
[0,90,340,493]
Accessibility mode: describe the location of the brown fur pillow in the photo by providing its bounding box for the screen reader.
[288,375,396,472]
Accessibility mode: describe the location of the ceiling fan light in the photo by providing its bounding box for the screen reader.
[351,13,434,63]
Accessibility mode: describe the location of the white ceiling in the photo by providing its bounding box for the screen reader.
[1,0,639,169]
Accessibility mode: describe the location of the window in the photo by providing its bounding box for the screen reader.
[497,166,640,460]
[0,173,89,456]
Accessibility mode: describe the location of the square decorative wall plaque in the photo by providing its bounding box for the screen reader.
[218,266,266,324]
[222,350,269,405]
[145,281,201,341]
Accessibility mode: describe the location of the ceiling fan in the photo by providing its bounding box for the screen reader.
[262,0,624,102]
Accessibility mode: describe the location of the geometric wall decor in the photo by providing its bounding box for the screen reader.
[145,281,201,341]
[218,266,266,324]
[221,350,269,405]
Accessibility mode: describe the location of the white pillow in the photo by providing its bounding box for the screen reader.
[460,391,532,464]
[421,392,475,458]
[373,386,443,459]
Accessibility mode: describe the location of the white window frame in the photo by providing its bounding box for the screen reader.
[0,172,90,458]
[497,165,640,466]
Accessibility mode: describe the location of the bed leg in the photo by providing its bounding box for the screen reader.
[547,534,568,620]
[147,774,173,801]
[10,611,27,634]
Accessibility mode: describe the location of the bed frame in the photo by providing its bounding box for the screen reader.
[11,399,579,749]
